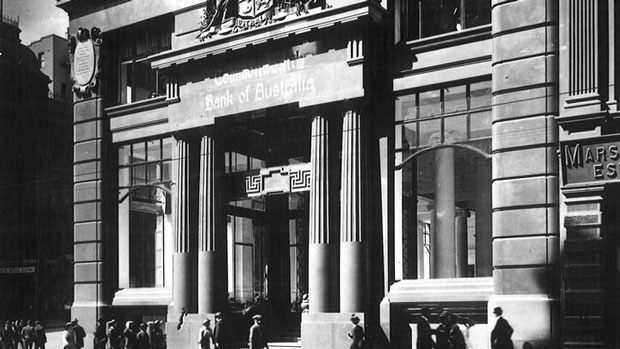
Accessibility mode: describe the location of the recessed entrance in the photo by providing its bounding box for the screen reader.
[222,108,312,341]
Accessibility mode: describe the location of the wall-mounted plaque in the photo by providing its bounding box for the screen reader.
[70,27,102,98]
[74,40,96,86]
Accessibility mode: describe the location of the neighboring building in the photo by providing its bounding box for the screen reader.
[58,0,619,348]
[0,14,73,322]
[28,34,72,101]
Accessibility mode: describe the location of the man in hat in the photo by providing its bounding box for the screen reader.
[346,314,364,349]
[107,320,122,349]
[62,322,76,349]
[71,320,85,349]
[198,319,213,349]
[136,323,149,349]
[491,307,513,349]
[124,322,137,349]
[213,312,228,349]
[93,319,107,349]
[416,308,434,349]
[248,315,268,349]
[435,311,451,349]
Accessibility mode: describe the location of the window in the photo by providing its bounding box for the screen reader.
[394,80,492,281]
[120,60,167,104]
[111,16,173,104]
[225,152,265,173]
[38,52,45,69]
[395,80,492,150]
[400,0,491,41]
[118,137,173,288]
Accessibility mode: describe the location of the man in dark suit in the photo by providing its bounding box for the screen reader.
[213,312,229,349]
[491,307,514,349]
[20,321,34,349]
[33,321,46,349]
[248,315,268,349]
[72,319,86,349]
[416,307,434,349]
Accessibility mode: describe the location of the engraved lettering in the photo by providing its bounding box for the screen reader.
[596,147,606,162]
[610,145,619,160]
[607,163,617,178]
[564,144,582,168]
[593,163,604,179]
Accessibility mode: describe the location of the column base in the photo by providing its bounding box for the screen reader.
[301,312,364,349]
[488,295,560,348]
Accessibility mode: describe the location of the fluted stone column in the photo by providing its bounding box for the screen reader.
[173,138,192,315]
[455,208,469,278]
[198,135,220,314]
[309,116,331,313]
[432,148,455,278]
[340,110,367,313]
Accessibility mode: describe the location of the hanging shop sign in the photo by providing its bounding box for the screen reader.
[70,27,102,98]
[561,134,620,185]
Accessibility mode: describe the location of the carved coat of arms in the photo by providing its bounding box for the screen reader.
[198,0,324,40]
[238,0,274,19]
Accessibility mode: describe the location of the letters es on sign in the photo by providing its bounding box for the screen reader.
[561,135,620,185]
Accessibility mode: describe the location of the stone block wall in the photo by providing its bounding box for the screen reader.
[491,0,560,347]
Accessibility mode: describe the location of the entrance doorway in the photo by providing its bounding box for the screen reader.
[226,192,309,334]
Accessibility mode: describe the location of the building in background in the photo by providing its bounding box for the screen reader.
[58,0,620,348]
[28,34,72,101]
[0,13,73,323]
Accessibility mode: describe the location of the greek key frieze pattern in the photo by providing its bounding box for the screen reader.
[245,163,311,197]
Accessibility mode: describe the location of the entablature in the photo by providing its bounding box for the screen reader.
[150,0,385,69]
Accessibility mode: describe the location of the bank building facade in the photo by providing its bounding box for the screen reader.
[60,0,620,347]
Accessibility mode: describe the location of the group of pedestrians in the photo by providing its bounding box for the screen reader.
[417,307,514,349]
[197,312,229,349]
[101,319,165,349]
[0,320,47,349]
[61,319,86,349]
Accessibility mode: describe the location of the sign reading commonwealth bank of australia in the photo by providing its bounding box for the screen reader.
[561,134,620,185]
[169,48,363,130]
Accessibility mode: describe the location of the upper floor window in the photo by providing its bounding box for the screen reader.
[106,15,172,105]
[400,0,490,41]
[396,80,492,150]
[38,52,45,69]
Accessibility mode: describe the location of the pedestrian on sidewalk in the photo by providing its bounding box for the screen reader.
[491,307,514,349]
[21,321,34,349]
[93,319,107,349]
[1,321,15,349]
[416,307,434,349]
[347,314,365,349]
[248,315,268,349]
[71,320,85,349]
[33,321,46,349]
[62,322,76,349]
[198,320,213,349]
[213,312,228,349]
[136,324,149,349]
